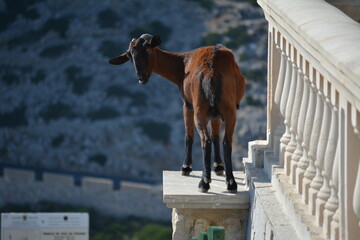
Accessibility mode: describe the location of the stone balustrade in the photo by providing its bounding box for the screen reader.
[251,0,360,239]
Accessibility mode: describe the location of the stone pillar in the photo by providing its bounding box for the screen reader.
[163,171,249,240]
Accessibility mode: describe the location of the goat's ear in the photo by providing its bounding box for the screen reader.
[109,53,129,65]
[150,35,161,47]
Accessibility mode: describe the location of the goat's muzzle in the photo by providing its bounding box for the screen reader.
[137,74,148,85]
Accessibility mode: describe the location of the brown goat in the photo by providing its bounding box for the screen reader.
[109,34,245,192]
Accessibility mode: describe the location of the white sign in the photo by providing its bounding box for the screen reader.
[1,213,89,240]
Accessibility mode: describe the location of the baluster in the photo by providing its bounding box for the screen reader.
[295,61,312,194]
[323,97,339,236]
[283,47,298,176]
[302,70,323,204]
[273,35,287,160]
[274,35,286,107]
[309,75,329,216]
[354,156,360,226]
[279,43,293,167]
[325,158,340,238]
[351,106,360,138]
[315,81,335,226]
[289,53,304,184]
[278,41,292,117]
[331,208,340,240]
[352,107,360,227]
[331,139,340,240]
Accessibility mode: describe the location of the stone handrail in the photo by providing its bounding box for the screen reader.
[256,0,360,239]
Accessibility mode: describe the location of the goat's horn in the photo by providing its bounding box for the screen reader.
[140,34,153,41]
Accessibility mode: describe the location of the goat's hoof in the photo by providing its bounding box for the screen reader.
[226,178,238,193]
[198,179,210,193]
[181,166,192,176]
[214,165,225,176]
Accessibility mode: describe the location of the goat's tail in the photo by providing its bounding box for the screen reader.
[200,44,225,118]
[200,71,222,117]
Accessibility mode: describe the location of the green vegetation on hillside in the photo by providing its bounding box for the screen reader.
[43,15,72,38]
[0,0,42,31]
[129,21,172,44]
[40,102,76,122]
[51,134,65,148]
[31,69,46,84]
[243,68,265,82]
[97,8,122,29]
[98,40,126,58]
[0,201,172,240]
[106,84,148,108]
[39,44,72,58]
[64,66,93,95]
[202,32,222,46]
[202,25,250,49]
[88,153,108,166]
[87,106,120,121]
[136,120,172,144]
[230,0,259,6]
[185,0,214,10]
[225,25,251,49]
[245,95,263,107]
[6,15,72,49]
[106,84,132,99]
[0,106,28,128]
[2,71,20,85]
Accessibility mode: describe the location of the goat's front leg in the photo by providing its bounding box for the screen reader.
[181,105,194,176]
[211,119,224,176]
[195,113,211,193]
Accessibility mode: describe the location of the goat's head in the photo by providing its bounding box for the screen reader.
[109,34,161,85]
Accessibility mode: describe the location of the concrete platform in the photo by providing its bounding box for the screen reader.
[163,171,249,209]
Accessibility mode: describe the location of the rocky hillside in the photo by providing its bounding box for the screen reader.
[0,0,267,182]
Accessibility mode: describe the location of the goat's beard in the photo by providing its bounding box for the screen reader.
[137,73,150,85]
[138,80,148,85]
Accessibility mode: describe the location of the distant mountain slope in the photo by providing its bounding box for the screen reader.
[0,0,267,181]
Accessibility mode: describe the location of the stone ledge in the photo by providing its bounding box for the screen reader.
[163,171,249,209]
[43,173,74,185]
[4,168,35,181]
[83,177,113,191]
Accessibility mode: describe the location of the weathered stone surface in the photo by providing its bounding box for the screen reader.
[172,208,247,240]
[245,160,300,240]
[163,171,249,209]
[163,171,249,240]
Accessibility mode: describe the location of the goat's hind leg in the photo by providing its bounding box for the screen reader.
[211,119,224,176]
[223,111,238,193]
[195,113,212,193]
[181,105,194,176]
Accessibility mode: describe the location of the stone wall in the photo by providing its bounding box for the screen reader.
[0,167,171,221]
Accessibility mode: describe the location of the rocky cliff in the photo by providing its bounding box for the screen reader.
[0,0,267,182]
